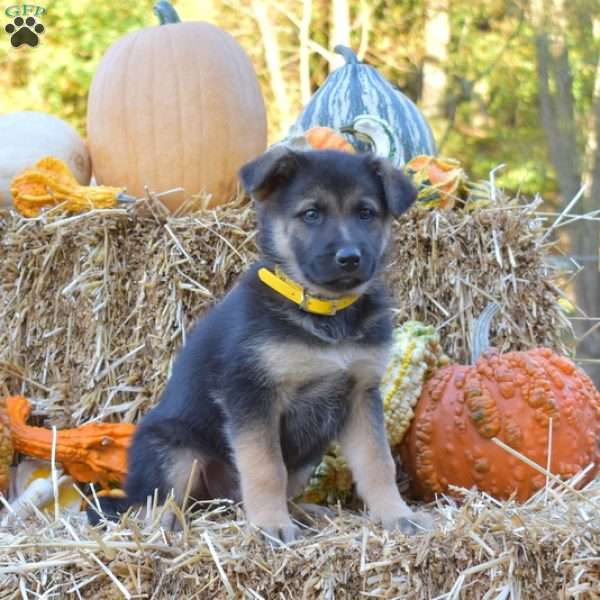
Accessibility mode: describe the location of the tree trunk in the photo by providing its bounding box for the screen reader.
[356,0,371,61]
[421,0,450,121]
[532,0,600,385]
[299,0,313,105]
[532,0,581,202]
[329,0,351,71]
[253,0,292,135]
[576,16,600,383]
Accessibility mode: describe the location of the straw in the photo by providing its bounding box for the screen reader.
[1,181,599,598]
[0,476,597,597]
[0,189,578,426]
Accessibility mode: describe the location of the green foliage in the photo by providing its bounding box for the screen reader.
[0,0,597,204]
[0,0,155,132]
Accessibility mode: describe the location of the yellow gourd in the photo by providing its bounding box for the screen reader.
[11,157,134,217]
[381,321,449,446]
[0,110,91,207]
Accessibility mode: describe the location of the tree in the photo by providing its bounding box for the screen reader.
[421,0,450,122]
[532,0,600,385]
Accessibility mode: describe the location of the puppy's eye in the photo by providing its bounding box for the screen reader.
[302,208,321,223]
[358,207,375,221]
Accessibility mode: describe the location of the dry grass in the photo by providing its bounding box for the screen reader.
[387,199,574,364]
[0,193,258,426]
[0,187,597,598]
[0,192,572,428]
[0,473,598,599]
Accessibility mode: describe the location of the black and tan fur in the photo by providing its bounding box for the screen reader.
[100,148,432,542]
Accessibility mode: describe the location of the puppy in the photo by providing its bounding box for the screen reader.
[112,148,431,542]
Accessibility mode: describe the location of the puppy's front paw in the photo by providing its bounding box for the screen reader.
[249,511,300,545]
[381,510,435,535]
[291,502,337,522]
[260,522,300,545]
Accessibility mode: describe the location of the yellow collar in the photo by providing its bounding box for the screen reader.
[257,265,359,316]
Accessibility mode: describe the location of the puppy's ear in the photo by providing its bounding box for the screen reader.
[369,157,418,217]
[239,146,302,201]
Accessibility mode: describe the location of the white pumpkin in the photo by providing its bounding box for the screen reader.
[0,111,91,206]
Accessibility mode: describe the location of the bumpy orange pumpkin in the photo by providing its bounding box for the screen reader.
[399,305,600,501]
[305,127,355,153]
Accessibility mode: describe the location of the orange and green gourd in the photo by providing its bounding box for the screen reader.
[403,155,465,210]
[403,154,497,211]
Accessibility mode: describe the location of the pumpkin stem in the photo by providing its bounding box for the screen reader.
[154,0,181,24]
[471,302,500,364]
[334,45,360,64]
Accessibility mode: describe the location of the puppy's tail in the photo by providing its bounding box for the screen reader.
[86,492,132,527]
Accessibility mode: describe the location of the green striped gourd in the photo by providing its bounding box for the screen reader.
[292,46,436,166]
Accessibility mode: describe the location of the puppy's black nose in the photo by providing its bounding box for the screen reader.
[335,246,361,271]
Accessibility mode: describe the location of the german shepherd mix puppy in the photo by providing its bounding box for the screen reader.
[118,147,433,542]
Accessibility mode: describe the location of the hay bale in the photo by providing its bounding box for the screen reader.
[0,478,598,598]
[0,195,571,427]
[0,199,258,426]
[0,194,596,598]
[388,206,574,362]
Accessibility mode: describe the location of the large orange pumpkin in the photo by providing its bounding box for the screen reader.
[399,304,600,501]
[86,1,267,211]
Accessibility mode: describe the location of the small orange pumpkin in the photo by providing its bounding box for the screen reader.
[399,304,600,501]
[304,127,355,153]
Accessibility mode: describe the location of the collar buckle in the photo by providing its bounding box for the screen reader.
[320,299,338,316]
[298,288,310,312]
[326,301,339,316]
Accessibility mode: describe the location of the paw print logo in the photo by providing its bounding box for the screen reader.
[5,16,45,48]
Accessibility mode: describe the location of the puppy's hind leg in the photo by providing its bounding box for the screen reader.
[287,463,316,500]
[126,418,228,531]
[157,447,210,530]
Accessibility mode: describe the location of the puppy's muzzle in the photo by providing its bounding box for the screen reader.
[335,246,362,273]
